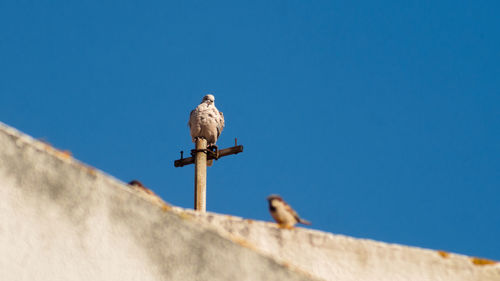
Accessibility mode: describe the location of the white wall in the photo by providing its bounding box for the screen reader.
[0,122,316,281]
[0,122,498,281]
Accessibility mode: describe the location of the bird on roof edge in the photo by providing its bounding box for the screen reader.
[188,94,225,166]
[128,180,154,195]
[267,194,311,229]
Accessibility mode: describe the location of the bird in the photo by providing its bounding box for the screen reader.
[128,180,168,207]
[267,194,311,228]
[188,94,225,166]
[128,180,155,195]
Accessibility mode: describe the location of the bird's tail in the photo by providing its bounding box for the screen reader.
[207,159,213,166]
[299,218,311,225]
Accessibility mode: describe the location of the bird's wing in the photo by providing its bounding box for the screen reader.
[188,109,195,128]
[217,111,225,138]
[285,204,311,225]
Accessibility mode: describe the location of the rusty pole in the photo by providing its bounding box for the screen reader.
[194,138,207,212]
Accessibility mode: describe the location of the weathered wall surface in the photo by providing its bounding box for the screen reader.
[0,121,498,281]
[177,209,500,281]
[0,122,317,281]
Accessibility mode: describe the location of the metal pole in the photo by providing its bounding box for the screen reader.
[194,138,207,212]
[174,143,244,167]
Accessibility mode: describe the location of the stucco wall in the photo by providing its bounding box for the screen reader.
[0,122,317,281]
[0,122,498,281]
[176,209,500,281]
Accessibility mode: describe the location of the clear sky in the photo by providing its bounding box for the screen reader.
[1,1,499,260]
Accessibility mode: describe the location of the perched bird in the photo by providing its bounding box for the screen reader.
[267,194,311,228]
[128,180,168,207]
[188,94,225,165]
[128,180,155,195]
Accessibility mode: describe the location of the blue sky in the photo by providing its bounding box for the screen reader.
[1,1,499,260]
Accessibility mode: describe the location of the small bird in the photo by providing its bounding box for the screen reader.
[267,194,311,228]
[128,180,169,207]
[128,180,155,195]
[188,94,225,166]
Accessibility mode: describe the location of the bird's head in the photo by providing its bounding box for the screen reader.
[202,94,215,105]
[267,194,283,211]
[267,194,283,203]
[128,180,144,187]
